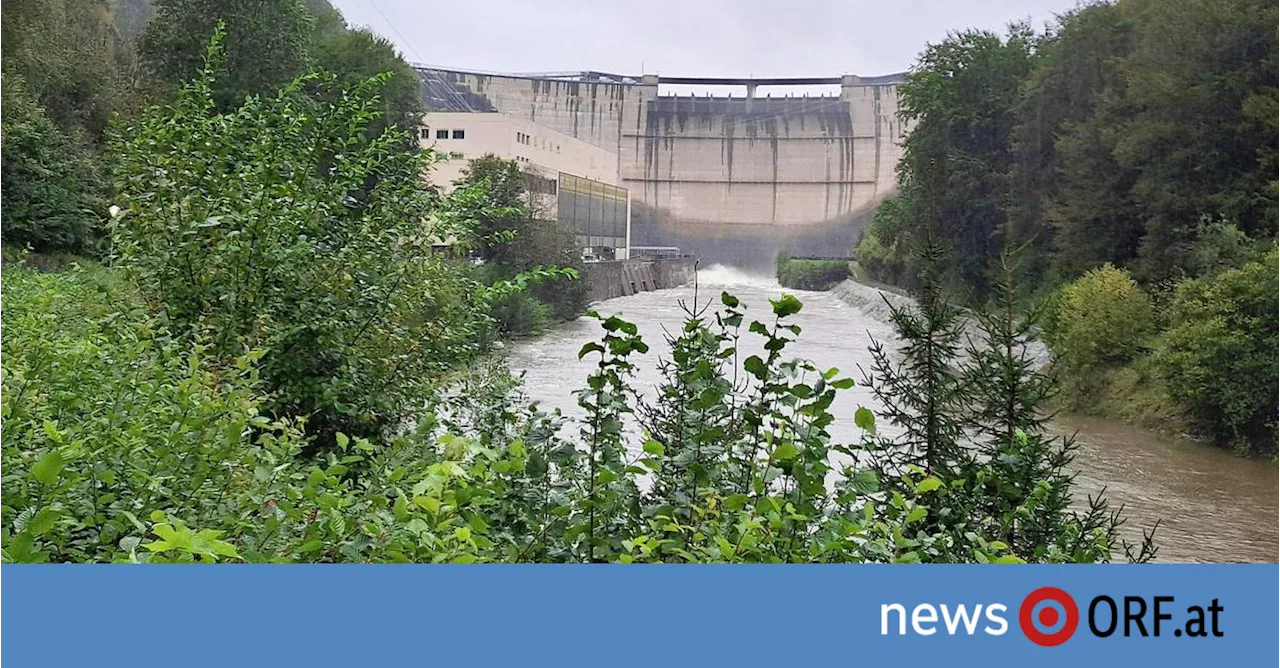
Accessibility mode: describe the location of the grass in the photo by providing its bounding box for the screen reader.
[1053,359,1194,439]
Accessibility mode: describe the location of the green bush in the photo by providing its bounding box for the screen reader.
[455,156,590,325]
[0,263,304,563]
[109,35,493,445]
[1,263,1149,563]
[775,252,852,291]
[490,293,555,337]
[1153,248,1279,452]
[1048,264,1154,369]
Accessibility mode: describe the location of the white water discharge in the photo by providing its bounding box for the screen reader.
[506,272,1279,563]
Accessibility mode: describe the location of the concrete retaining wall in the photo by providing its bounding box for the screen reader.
[584,257,696,302]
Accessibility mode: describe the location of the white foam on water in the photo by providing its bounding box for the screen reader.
[688,263,781,291]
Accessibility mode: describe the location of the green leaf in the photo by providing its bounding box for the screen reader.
[524,452,548,477]
[854,407,876,434]
[831,378,856,390]
[771,294,803,318]
[994,555,1024,564]
[643,440,665,457]
[743,355,767,379]
[120,509,147,529]
[41,420,63,443]
[27,507,60,536]
[915,477,943,493]
[30,451,64,486]
[905,506,928,524]
[772,442,800,461]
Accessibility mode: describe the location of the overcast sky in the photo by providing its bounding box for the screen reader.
[332,0,1083,81]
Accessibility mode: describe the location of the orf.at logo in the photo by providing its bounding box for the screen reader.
[1020,587,1079,646]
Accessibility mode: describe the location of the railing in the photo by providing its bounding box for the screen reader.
[630,246,687,260]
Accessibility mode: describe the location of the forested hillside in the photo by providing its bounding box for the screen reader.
[1,0,423,253]
[855,0,1278,452]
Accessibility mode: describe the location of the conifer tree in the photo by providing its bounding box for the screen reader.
[961,250,1157,562]
[861,244,971,480]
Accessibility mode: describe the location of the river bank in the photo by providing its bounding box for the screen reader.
[831,277,1209,447]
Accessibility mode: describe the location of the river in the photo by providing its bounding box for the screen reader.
[504,266,1278,563]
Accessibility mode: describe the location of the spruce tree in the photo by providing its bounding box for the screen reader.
[861,244,971,480]
[961,251,1157,562]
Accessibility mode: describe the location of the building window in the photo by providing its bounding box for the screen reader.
[452,129,465,139]
[436,129,449,139]
[420,127,431,139]
[449,152,464,160]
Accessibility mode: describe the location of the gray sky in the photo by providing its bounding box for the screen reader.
[332,0,1083,81]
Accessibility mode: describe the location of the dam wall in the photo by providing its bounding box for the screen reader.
[418,68,907,265]
[620,83,904,227]
[583,257,697,302]
[418,69,904,223]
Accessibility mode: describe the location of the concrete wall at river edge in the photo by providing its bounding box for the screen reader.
[829,278,1052,369]
[583,257,697,301]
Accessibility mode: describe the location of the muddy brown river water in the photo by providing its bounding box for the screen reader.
[505,267,1278,563]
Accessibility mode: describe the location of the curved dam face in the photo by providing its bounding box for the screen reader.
[418,68,907,268]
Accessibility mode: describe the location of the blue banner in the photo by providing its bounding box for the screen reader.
[3,565,1276,666]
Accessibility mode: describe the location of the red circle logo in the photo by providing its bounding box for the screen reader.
[1019,587,1079,646]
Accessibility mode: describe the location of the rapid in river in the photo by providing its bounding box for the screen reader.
[505,266,1278,563]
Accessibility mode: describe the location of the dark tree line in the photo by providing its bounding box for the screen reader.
[856,0,1277,452]
[859,0,1276,298]
[2,0,426,253]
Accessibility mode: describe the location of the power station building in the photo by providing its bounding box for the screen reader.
[420,111,631,260]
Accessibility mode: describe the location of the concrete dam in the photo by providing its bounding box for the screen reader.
[418,68,908,270]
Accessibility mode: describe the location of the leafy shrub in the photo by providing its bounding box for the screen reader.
[455,156,590,325]
[1048,264,1154,369]
[0,264,304,563]
[0,73,102,253]
[1186,216,1260,277]
[139,0,314,109]
[519,220,590,322]
[1153,248,1279,452]
[109,34,493,445]
[489,293,555,337]
[775,252,852,291]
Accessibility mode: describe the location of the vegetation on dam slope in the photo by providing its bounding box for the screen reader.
[775,252,853,291]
